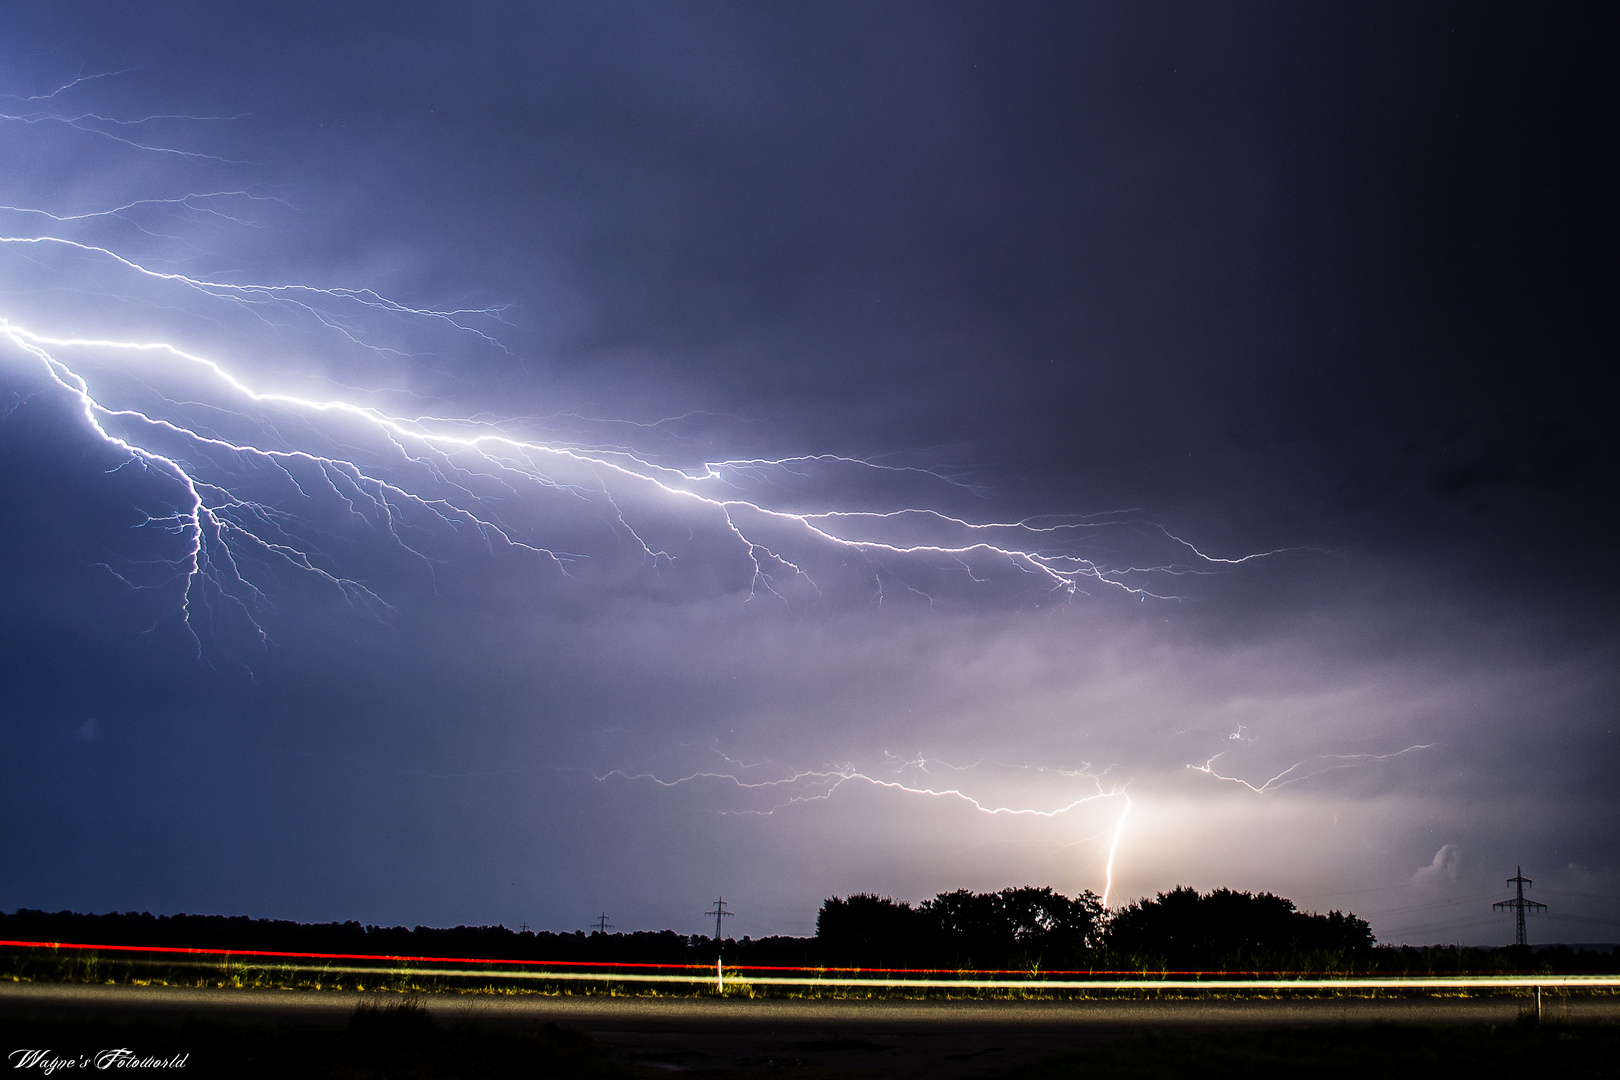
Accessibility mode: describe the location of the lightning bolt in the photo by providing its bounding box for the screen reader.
[0,304,1285,655]
[598,753,1134,905]
[2,67,1297,662]
[2,65,249,163]
[1187,744,1435,794]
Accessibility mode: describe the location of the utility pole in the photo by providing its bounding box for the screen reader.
[1493,865,1547,947]
[705,897,734,992]
[592,912,614,935]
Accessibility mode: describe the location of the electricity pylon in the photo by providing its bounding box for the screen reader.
[592,912,614,935]
[705,897,735,993]
[706,897,734,945]
[1493,866,1547,947]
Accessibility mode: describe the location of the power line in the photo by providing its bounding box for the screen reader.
[1493,866,1548,947]
[1366,890,1502,918]
[1380,915,1505,942]
[1384,913,1504,934]
[1545,913,1620,927]
[1541,889,1620,903]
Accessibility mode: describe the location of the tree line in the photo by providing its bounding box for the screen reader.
[5,888,1613,974]
[815,885,1376,972]
[0,887,1380,972]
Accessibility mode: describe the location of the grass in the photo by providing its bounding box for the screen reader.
[1011,1019,1620,1079]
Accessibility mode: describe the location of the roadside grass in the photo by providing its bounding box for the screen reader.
[0,1001,630,1078]
[1011,1020,1620,1079]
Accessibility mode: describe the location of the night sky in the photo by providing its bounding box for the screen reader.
[2,3,1615,947]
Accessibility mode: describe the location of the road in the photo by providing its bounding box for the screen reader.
[5,982,1618,1077]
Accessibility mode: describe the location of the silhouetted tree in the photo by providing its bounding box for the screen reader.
[813,894,929,967]
[922,886,1102,969]
[920,889,1002,965]
[998,885,1104,966]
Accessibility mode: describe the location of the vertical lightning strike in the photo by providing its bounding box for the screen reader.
[1101,792,1130,909]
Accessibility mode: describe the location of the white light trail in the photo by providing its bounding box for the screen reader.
[11,942,1620,991]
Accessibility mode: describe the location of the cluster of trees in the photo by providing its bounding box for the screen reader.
[815,885,1374,972]
[816,886,1103,970]
[1104,886,1375,971]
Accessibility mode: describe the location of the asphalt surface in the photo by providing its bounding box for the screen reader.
[5,983,1618,1078]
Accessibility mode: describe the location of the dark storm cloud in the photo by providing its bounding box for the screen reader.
[15,2,1605,536]
[1,3,1614,941]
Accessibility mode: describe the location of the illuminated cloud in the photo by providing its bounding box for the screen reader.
[1413,845,1464,888]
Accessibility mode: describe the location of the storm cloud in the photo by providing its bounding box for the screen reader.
[1,2,1614,946]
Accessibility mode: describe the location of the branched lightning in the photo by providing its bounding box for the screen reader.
[1188,744,1434,794]
[0,235,513,352]
[1,68,1294,659]
[3,65,248,163]
[0,304,1284,652]
[0,191,291,231]
[597,753,1134,905]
